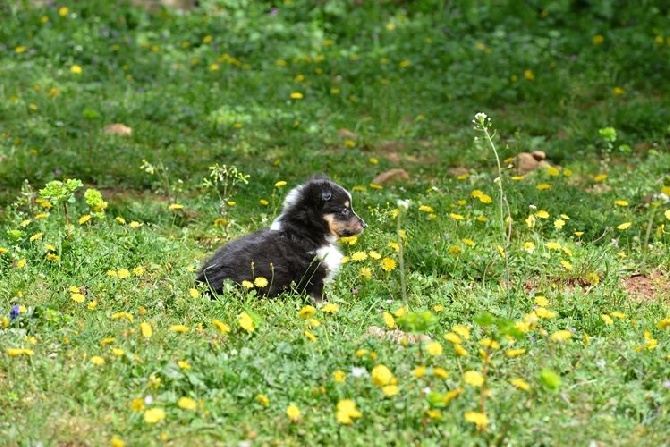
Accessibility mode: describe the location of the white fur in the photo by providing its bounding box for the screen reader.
[270,184,304,231]
[316,242,343,283]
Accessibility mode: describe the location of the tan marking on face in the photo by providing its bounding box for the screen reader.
[323,213,339,236]
[344,201,350,208]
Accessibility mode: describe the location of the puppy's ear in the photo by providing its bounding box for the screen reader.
[321,189,332,202]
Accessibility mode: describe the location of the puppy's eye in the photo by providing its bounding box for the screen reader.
[341,208,350,216]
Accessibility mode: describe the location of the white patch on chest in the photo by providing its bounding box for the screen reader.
[315,243,343,283]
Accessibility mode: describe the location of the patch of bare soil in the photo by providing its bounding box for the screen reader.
[621,271,670,303]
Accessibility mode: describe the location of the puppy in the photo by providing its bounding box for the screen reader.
[196,176,366,301]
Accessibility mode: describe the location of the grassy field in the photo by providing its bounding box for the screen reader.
[1,0,670,445]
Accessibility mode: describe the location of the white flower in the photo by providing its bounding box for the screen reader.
[474,112,488,122]
[144,395,153,405]
[351,366,369,378]
[397,199,410,210]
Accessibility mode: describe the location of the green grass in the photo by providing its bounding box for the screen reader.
[1,1,670,445]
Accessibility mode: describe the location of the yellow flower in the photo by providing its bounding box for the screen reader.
[611,312,627,320]
[372,364,393,387]
[78,215,92,225]
[90,355,105,366]
[424,341,443,356]
[535,307,556,319]
[452,325,470,339]
[298,305,317,319]
[110,436,126,447]
[465,411,489,430]
[255,394,270,406]
[100,337,116,346]
[238,312,255,333]
[241,280,254,289]
[350,251,368,262]
[471,190,492,203]
[505,348,526,357]
[665,210,670,220]
[381,385,399,397]
[322,303,340,313]
[139,322,153,339]
[70,65,83,75]
[177,360,191,370]
[545,241,561,250]
[290,92,304,100]
[525,214,536,228]
[46,253,60,262]
[463,371,484,387]
[71,293,85,304]
[536,183,552,191]
[332,370,347,382]
[111,311,134,321]
[432,367,449,379]
[6,348,34,356]
[550,329,573,342]
[336,399,362,424]
[359,267,372,279]
[368,251,382,260]
[592,34,604,45]
[554,219,565,229]
[383,311,396,329]
[433,304,444,312]
[170,325,189,334]
[253,277,268,287]
[286,404,301,422]
[418,205,434,212]
[117,269,131,279]
[30,232,43,242]
[510,378,530,391]
[534,296,549,307]
[560,260,573,271]
[274,180,287,187]
[449,213,465,220]
[339,236,357,245]
[535,210,550,219]
[381,257,397,272]
[112,348,125,356]
[168,203,183,211]
[188,288,200,298]
[594,174,608,183]
[129,398,145,412]
[479,338,500,350]
[304,329,317,342]
[211,319,231,335]
[413,365,426,378]
[143,408,166,424]
[454,345,468,357]
[177,397,197,411]
[617,222,632,230]
[524,69,535,81]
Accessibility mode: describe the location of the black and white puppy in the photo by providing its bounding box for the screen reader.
[196,176,366,301]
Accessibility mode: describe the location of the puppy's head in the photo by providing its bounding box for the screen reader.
[305,177,366,237]
[278,176,366,239]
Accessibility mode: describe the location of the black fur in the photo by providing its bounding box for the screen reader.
[196,176,365,301]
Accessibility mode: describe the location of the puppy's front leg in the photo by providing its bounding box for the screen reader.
[309,277,326,303]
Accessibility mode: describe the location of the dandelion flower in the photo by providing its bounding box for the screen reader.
[432,367,449,379]
[372,364,393,387]
[70,65,83,75]
[453,325,470,339]
[143,408,166,424]
[381,385,399,397]
[71,293,85,304]
[286,404,301,422]
[359,267,372,279]
[255,395,270,406]
[601,314,613,325]
[90,355,105,366]
[298,305,317,319]
[550,329,572,342]
[454,345,468,357]
[290,92,304,100]
[209,319,230,335]
[110,436,126,447]
[505,348,526,357]
[463,371,484,387]
[350,251,368,262]
[332,370,347,382]
[170,325,189,334]
[238,312,255,333]
[381,258,397,272]
[424,341,443,356]
[465,411,489,430]
[322,303,340,313]
[253,277,268,287]
[177,360,191,370]
[139,322,153,339]
[617,222,632,230]
[241,280,254,289]
[510,378,530,391]
[413,366,426,378]
[177,397,197,411]
[336,399,362,424]
[383,311,396,329]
